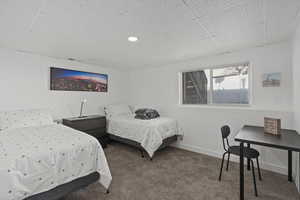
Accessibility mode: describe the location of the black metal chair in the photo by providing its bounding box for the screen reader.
[219,125,262,197]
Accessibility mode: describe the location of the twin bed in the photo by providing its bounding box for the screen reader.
[0,106,182,200]
[107,114,181,158]
[105,105,182,158]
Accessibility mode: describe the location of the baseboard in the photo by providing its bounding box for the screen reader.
[172,143,288,176]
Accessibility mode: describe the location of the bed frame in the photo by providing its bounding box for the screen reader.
[108,134,178,159]
[25,172,102,200]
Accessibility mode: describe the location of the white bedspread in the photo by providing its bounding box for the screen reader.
[0,124,112,200]
[107,115,182,157]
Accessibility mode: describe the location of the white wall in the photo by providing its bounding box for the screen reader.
[292,23,300,192]
[0,48,127,119]
[0,39,296,182]
[128,41,294,174]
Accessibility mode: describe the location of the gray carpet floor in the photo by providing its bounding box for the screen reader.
[65,142,300,200]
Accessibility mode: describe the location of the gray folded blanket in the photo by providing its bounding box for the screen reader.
[135,108,160,120]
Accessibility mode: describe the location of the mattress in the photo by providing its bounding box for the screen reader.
[107,115,182,157]
[0,124,112,200]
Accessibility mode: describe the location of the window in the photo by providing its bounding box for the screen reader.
[181,63,249,105]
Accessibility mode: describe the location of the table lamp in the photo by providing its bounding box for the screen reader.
[79,99,87,118]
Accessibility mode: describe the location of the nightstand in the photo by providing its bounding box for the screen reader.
[62,115,109,148]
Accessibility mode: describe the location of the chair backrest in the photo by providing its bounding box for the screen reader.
[221,125,231,151]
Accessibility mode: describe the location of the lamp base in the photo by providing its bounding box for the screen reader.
[78,115,88,118]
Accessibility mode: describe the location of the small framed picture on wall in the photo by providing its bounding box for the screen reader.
[262,73,281,87]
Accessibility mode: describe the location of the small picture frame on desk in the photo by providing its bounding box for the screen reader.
[264,117,281,136]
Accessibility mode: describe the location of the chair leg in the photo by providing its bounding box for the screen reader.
[256,158,262,181]
[219,152,227,181]
[251,160,258,197]
[226,153,230,171]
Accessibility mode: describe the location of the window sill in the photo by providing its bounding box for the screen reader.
[177,104,292,112]
[178,104,251,109]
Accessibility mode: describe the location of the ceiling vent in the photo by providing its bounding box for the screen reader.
[67,58,76,61]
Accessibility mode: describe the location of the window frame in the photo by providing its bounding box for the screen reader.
[179,62,252,107]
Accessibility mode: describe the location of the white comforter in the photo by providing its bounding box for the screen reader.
[107,115,182,157]
[0,124,112,200]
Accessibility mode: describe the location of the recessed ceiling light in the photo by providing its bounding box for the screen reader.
[128,36,138,42]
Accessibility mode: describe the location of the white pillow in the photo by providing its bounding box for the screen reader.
[0,109,54,131]
[104,104,133,118]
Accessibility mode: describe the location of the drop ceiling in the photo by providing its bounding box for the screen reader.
[0,0,299,69]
